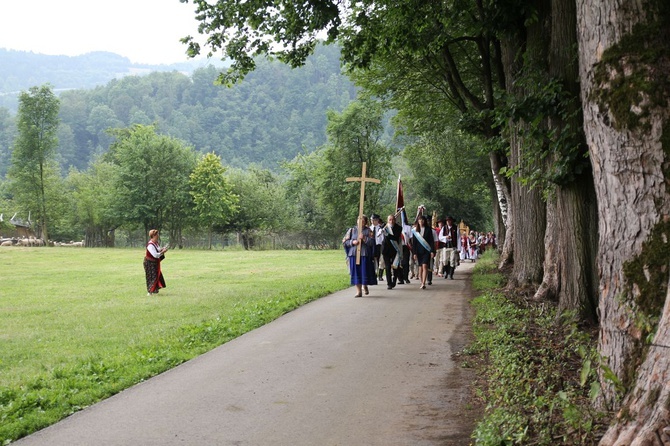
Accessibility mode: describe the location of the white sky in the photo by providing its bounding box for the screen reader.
[0,0,210,65]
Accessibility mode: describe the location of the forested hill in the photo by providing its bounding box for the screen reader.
[0,49,217,111]
[0,44,357,172]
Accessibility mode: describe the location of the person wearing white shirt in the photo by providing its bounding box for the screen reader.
[370,214,385,281]
[439,216,460,279]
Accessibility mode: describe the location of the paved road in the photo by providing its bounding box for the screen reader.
[14,263,477,446]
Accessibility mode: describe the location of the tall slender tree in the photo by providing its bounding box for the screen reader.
[189,152,238,249]
[8,84,60,243]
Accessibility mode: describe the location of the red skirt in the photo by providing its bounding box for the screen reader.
[143,257,166,293]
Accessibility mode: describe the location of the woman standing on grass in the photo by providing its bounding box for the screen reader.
[342,215,377,297]
[144,229,168,295]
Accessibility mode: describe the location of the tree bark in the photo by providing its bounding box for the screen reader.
[541,0,599,322]
[555,175,599,322]
[600,278,670,445]
[577,0,670,423]
[490,151,512,265]
[500,2,549,286]
[534,195,559,302]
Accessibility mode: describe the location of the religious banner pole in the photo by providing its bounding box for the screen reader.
[346,162,380,265]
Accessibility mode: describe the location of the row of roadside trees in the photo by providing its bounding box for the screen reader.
[177,0,670,442]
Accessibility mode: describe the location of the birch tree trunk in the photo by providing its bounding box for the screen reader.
[490,151,512,266]
[577,0,670,428]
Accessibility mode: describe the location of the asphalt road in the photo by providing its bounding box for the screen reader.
[14,262,478,446]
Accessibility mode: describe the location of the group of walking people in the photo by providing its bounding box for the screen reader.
[459,230,496,262]
[141,216,494,298]
[342,207,470,297]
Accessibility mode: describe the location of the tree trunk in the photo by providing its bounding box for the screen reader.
[490,151,512,266]
[535,0,599,323]
[577,0,670,423]
[599,278,670,445]
[534,195,559,302]
[555,175,599,322]
[500,3,549,286]
[491,178,506,255]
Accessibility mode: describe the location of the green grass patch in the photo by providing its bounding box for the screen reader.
[467,251,609,445]
[0,248,350,444]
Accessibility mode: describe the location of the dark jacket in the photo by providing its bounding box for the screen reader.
[442,224,458,248]
[412,226,435,255]
[381,223,403,257]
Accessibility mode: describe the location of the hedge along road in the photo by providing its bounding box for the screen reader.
[13,262,480,446]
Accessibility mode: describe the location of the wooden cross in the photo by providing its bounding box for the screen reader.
[346,162,380,264]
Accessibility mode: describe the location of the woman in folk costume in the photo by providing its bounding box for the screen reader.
[144,229,169,295]
[468,231,478,261]
[342,215,378,297]
[460,232,470,261]
[412,215,435,289]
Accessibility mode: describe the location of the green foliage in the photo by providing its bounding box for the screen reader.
[318,98,397,233]
[30,45,354,173]
[495,72,588,190]
[402,129,492,230]
[181,0,341,84]
[468,251,608,445]
[0,49,217,112]
[105,124,197,239]
[281,149,333,245]
[7,84,61,241]
[222,167,293,249]
[189,152,239,248]
[64,161,123,246]
[0,109,15,178]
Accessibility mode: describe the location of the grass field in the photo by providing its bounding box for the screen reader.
[0,247,350,444]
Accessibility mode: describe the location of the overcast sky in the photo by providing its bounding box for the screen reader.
[0,0,210,65]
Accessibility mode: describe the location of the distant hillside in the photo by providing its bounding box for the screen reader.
[0,44,358,175]
[0,49,224,112]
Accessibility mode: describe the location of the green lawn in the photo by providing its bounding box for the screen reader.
[0,247,350,444]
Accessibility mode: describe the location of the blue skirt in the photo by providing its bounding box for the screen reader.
[348,255,378,286]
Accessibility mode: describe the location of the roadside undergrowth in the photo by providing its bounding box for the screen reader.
[466,251,610,445]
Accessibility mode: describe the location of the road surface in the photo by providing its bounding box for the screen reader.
[14,262,479,446]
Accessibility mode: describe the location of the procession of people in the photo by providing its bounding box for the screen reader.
[341,200,496,297]
[145,163,497,298]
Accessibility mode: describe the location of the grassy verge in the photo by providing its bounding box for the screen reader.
[0,248,350,444]
[467,252,610,445]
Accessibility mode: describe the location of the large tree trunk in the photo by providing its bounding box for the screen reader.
[547,0,599,322]
[577,0,670,427]
[501,2,549,286]
[555,175,599,321]
[508,132,547,285]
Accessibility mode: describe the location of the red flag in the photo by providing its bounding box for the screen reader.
[396,177,404,212]
[396,177,411,249]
